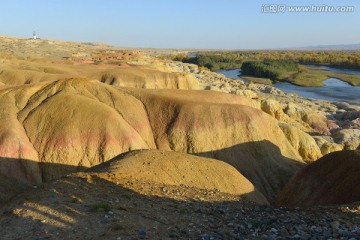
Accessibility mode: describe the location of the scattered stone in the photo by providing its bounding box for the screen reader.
[168,231,177,238]
[137,228,147,238]
[330,221,340,229]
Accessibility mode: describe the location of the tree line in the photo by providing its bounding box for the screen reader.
[170,50,360,71]
[172,54,242,71]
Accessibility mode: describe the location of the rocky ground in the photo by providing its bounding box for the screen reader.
[1,170,360,240]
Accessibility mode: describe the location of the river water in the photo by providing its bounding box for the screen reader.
[216,68,360,105]
[308,65,360,76]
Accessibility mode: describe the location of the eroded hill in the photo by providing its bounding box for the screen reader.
[0,76,306,203]
[0,35,360,239]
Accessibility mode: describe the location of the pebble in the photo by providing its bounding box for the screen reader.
[331,220,340,229]
[137,228,147,238]
[198,234,212,240]
[168,231,177,238]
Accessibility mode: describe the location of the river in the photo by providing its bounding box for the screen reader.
[216,68,360,105]
[307,65,360,76]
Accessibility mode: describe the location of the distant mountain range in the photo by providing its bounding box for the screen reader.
[299,44,360,50]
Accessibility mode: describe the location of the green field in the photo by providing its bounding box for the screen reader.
[316,70,360,86]
[241,67,360,87]
[240,60,360,87]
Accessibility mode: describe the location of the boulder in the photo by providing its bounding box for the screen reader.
[284,102,338,135]
[277,150,360,207]
[279,123,322,162]
[260,100,315,133]
[313,136,343,155]
[338,111,360,121]
[261,99,289,122]
[235,89,258,99]
[332,129,360,150]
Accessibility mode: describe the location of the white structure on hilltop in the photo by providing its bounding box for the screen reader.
[33,31,37,39]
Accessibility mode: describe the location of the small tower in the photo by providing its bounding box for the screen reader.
[33,31,37,40]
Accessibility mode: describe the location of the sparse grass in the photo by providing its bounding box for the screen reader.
[285,71,328,87]
[271,65,360,87]
[254,66,360,87]
[179,208,192,215]
[122,194,132,200]
[324,72,360,86]
[241,61,360,87]
[241,76,273,85]
[288,68,360,86]
[90,203,111,212]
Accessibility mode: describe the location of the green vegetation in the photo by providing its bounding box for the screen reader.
[171,53,242,71]
[318,71,360,86]
[328,74,360,86]
[241,60,300,80]
[241,60,360,86]
[171,50,360,69]
[240,60,326,86]
[286,71,328,87]
[90,203,111,212]
[169,50,360,86]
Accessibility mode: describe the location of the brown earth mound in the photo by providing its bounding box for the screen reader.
[277,150,360,207]
[90,149,269,204]
[0,78,303,202]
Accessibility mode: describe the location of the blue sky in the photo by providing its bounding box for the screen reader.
[1,0,359,49]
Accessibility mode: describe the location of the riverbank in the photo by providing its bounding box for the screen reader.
[165,60,360,154]
[216,67,360,105]
[305,63,360,72]
[241,62,360,87]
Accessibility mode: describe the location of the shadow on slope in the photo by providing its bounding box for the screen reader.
[0,157,86,185]
[1,154,359,239]
[277,150,360,207]
[0,157,84,206]
[0,168,267,239]
[193,140,305,203]
[0,141,304,206]
[2,171,360,240]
